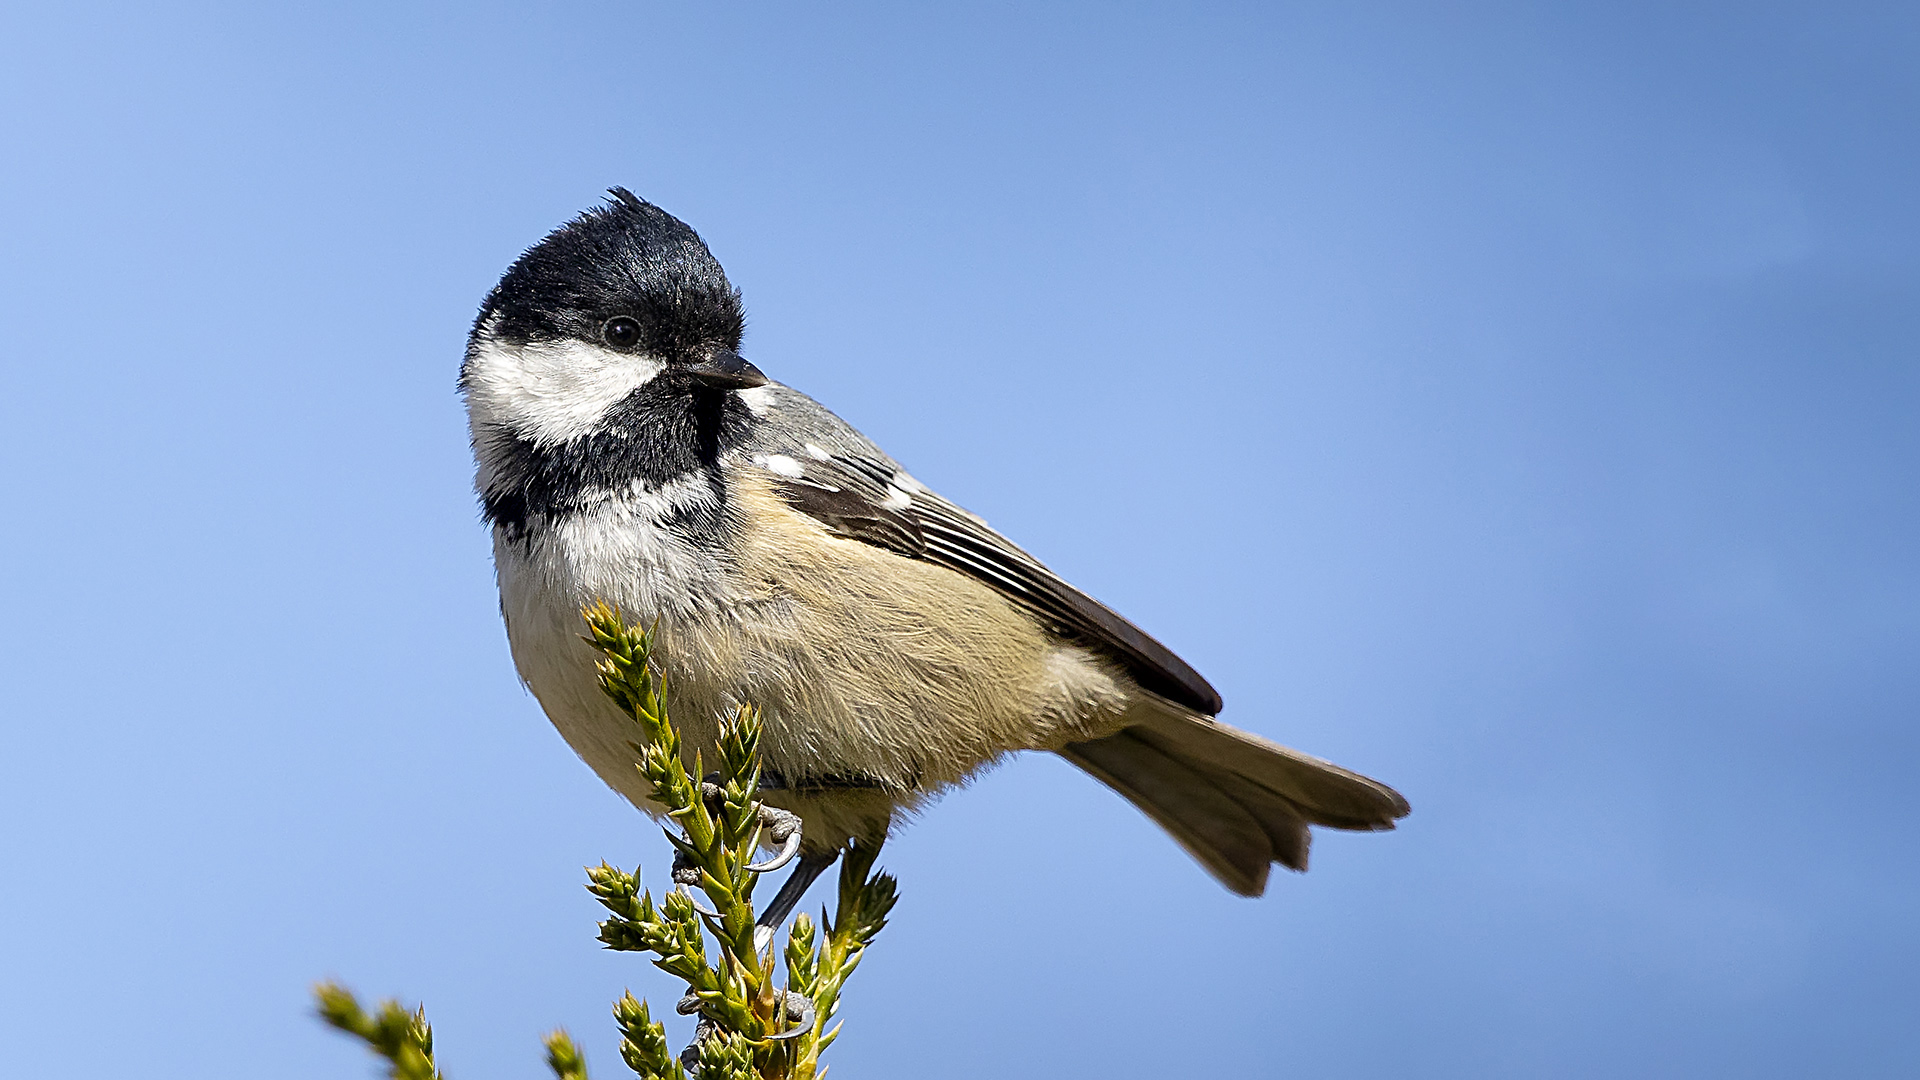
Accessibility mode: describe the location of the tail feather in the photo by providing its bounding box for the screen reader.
[1061,731,1275,896]
[1061,708,1409,896]
[1129,711,1410,830]
[1179,759,1313,871]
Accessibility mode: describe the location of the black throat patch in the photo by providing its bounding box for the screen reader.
[479,377,753,543]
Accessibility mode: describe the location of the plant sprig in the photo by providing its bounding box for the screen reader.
[316,602,897,1079]
[314,982,444,1080]
[582,601,896,1078]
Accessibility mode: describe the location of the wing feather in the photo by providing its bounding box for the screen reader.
[739,386,1223,715]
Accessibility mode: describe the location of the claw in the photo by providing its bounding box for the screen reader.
[676,883,720,919]
[746,803,803,873]
[746,826,802,874]
[764,991,817,1041]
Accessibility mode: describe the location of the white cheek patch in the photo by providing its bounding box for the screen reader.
[464,337,665,447]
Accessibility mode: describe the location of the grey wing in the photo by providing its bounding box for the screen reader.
[736,384,1223,716]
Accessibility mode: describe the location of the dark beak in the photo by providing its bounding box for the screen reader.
[683,350,768,389]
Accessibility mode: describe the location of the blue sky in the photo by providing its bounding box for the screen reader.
[1,3,1915,1077]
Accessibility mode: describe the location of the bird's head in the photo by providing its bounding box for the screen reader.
[462,189,766,448]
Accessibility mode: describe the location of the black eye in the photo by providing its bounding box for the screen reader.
[603,317,641,349]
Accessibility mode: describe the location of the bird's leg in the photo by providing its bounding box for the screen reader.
[765,989,817,1041]
[693,854,829,1064]
[751,849,838,955]
[676,1009,715,1071]
[675,838,833,1063]
[743,797,831,1033]
[675,802,812,941]
[738,772,820,948]
[672,783,830,1062]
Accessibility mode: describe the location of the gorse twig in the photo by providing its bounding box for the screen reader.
[315,602,897,1079]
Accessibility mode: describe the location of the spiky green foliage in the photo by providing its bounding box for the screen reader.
[612,992,683,1080]
[582,601,897,1079]
[314,982,444,1080]
[782,841,897,1077]
[315,602,898,1080]
[544,1031,592,1080]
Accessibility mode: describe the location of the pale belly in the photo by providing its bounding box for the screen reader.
[492,478,1137,848]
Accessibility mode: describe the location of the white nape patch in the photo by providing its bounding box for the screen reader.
[880,485,913,510]
[464,337,663,448]
[803,442,832,461]
[755,454,806,479]
[890,471,925,495]
[736,385,778,416]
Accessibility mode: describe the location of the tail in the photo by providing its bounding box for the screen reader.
[1059,706,1410,896]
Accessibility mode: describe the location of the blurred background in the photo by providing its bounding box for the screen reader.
[1,3,1915,1076]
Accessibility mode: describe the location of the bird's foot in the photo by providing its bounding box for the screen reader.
[690,772,800,873]
[765,990,817,1040]
[671,848,720,918]
[672,785,801,919]
[675,989,815,1068]
[747,803,803,874]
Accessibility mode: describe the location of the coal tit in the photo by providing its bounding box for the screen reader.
[461,189,1408,919]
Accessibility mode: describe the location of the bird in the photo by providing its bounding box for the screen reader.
[461,188,1409,931]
